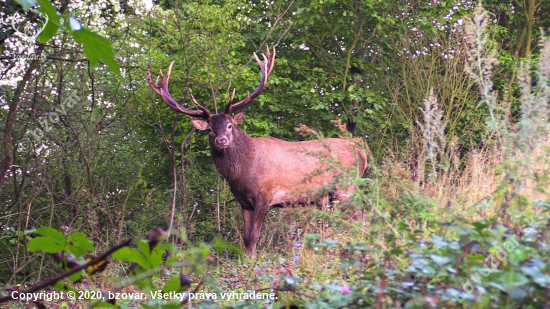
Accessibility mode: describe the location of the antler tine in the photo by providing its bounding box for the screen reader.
[267,46,276,76]
[253,52,262,66]
[189,93,211,116]
[166,61,175,81]
[226,46,276,114]
[147,65,162,96]
[230,88,236,102]
[224,88,237,114]
[147,62,210,118]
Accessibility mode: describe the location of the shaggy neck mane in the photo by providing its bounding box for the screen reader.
[211,128,255,182]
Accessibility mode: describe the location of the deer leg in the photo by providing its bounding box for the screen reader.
[242,208,254,254]
[247,207,268,256]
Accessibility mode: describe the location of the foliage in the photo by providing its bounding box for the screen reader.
[12,0,121,76]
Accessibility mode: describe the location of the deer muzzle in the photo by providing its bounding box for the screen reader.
[215,136,229,148]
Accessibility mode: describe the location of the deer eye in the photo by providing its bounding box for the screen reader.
[228,124,233,130]
[207,127,213,133]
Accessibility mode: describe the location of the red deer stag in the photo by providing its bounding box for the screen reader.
[148,47,367,255]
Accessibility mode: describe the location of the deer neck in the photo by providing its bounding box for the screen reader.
[210,129,256,182]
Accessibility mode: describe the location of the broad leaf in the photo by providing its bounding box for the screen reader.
[28,237,64,253]
[111,247,148,269]
[70,28,121,77]
[36,227,66,246]
[37,0,60,43]
[212,237,243,256]
[163,274,182,293]
[15,0,37,10]
[67,232,94,257]
[149,245,164,268]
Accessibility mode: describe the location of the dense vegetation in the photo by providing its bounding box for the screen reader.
[1,0,550,308]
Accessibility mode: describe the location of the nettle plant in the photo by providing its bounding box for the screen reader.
[1,226,295,308]
[0,227,245,308]
[0,227,209,308]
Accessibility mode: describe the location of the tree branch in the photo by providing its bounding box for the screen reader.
[0,239,132,304]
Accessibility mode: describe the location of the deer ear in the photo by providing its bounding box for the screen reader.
[233,110,246,125]
[190,118,208,130]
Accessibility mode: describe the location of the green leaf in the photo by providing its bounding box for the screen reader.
[396,221,409,232]
[15,0,36,10]
[67,232,94,257]
[472,222,486,231]
[521,266,543,278]
[36,227,66,246]
[37,0,61,43]
[488,281,507,292]
[149,245,164,268]
[53,281,76,293]
[512,247,527,262]
[138,239,150,258]
[163,274,182,293]
[430,236,448,247]
[212,238,243,256]
[28,237,65,253]
[70,28,121,78]
[305,234,319,241]
[111,247,148,269]
[390,248,403,255]
[499,272,528,288]
[91,302,118,308]
[166,256,179,267]
[430,254,451,266]
[69,271,83,283]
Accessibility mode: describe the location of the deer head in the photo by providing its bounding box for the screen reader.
[147,47,276,151]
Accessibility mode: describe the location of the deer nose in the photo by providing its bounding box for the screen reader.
[215,137,228,147]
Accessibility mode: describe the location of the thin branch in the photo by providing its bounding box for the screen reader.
[2,44,45,159]
[180,129,195,225]
[208,0,295,99]
[0,239,132,304]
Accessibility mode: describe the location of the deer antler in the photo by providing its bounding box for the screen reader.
[147,61,211,118]
[225,46,276,115]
